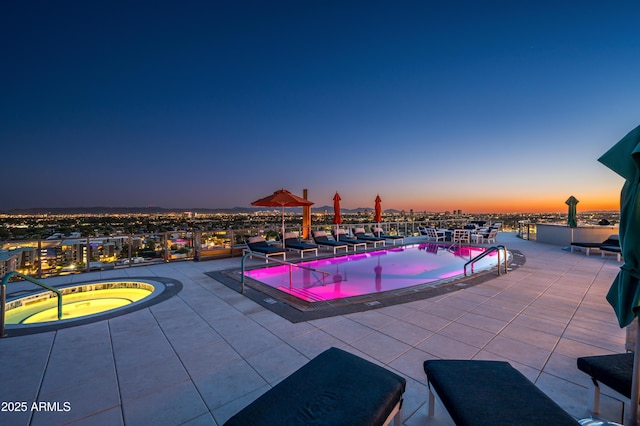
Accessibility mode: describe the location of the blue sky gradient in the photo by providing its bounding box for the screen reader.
[2,1,640,212]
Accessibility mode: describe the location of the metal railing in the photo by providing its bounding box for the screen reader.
[240,251,331,294]
[1,271,63,338]
[464,245,509,277]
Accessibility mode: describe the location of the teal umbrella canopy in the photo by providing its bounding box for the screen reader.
[598,124,640,328]
[565,196,579,229]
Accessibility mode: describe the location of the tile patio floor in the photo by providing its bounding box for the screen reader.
[0,232,629,425]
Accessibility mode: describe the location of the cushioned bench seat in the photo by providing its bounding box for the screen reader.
[577,352,633,415]
[225,347,406,426]
[424,359,579,426]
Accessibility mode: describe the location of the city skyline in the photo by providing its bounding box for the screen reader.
[3,2,640,213]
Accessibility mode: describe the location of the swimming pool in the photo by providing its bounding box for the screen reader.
[244,243,507,302]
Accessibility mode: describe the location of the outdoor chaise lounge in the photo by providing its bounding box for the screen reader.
[225,347,406,426]
[600,235,622,262]
[352,227,386,247]
[371,226,404,245]
[424,359,580,426]
[570,235,619,256]
[577,352,633,419]
[312,230,349,254]
[282,232,318,258]
[244,236,286,262]
[332,229,368,251]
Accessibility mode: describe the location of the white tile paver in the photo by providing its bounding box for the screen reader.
[0,232,629,424]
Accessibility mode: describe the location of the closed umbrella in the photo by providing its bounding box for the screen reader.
[566,195,579,243]
[251,189,314,250]
[598,124,640,426]
[374,195,382,225]
[332,192,342,236]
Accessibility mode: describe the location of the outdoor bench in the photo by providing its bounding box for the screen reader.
[577,352,633,419]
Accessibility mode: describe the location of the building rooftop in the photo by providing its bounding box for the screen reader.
[0,232,628,425]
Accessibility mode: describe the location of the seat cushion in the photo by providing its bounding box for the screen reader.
[225,347,406,426]
[577,352,633,397]
[424,360,579,426]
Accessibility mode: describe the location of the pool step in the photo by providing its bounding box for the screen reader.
[277,286,325,302]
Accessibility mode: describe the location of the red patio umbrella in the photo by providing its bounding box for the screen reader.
[332,192,342,225]
[332,192,342,237]
[374,195,382,224]
[251,189,314,249]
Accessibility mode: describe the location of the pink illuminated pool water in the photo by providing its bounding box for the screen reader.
[244,243,504,302]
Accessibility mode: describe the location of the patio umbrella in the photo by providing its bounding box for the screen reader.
[251,189,314,250]
[598,124,640,426]
[374,195,382,225]
[566,195,579,243]
[332,192,342,236]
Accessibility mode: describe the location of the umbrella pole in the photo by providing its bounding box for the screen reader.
[281,207,286,250]
[628,318,640,425]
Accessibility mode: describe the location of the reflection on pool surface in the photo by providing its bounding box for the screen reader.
[245,243,505,302]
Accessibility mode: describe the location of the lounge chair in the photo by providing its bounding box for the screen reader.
[311,231,349,254]
[282,232,318,258]
[244,236,286,262]
[371,226,404,245]
[599,235,621,261]
[424,359,579,425]
[225,347,406,426]
[332,229,368,251]
[352,227,386,247]
[570,235,619,256]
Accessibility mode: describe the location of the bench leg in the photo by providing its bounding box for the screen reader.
[427,386,435,417]
[381,400,403,426]
[588,380,601,414]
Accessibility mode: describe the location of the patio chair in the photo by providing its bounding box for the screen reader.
[371,226,404,245]
[311,231,349,254]
[282,232,318,258]
[452,229,470,244]
[425,227,446,242]
[244,236,286,262]
[471,228,498,244]
[331,229,368,251]
[352,227,386,247]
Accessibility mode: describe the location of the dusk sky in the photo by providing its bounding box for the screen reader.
[3,1,640,213]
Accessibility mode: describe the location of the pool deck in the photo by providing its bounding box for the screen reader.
[0,232,629,425]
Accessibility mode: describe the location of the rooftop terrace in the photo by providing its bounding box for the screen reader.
[0,232,628,425]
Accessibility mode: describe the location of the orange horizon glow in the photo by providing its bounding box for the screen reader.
[329,194,620,215]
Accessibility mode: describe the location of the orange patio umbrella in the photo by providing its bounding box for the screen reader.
[251,189,314,249]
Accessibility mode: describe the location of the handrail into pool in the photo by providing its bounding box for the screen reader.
[240,252,332,294]
[1,271,63,338]
[464,245,509,277]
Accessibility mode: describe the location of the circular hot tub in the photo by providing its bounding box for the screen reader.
[3,278,181,336]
